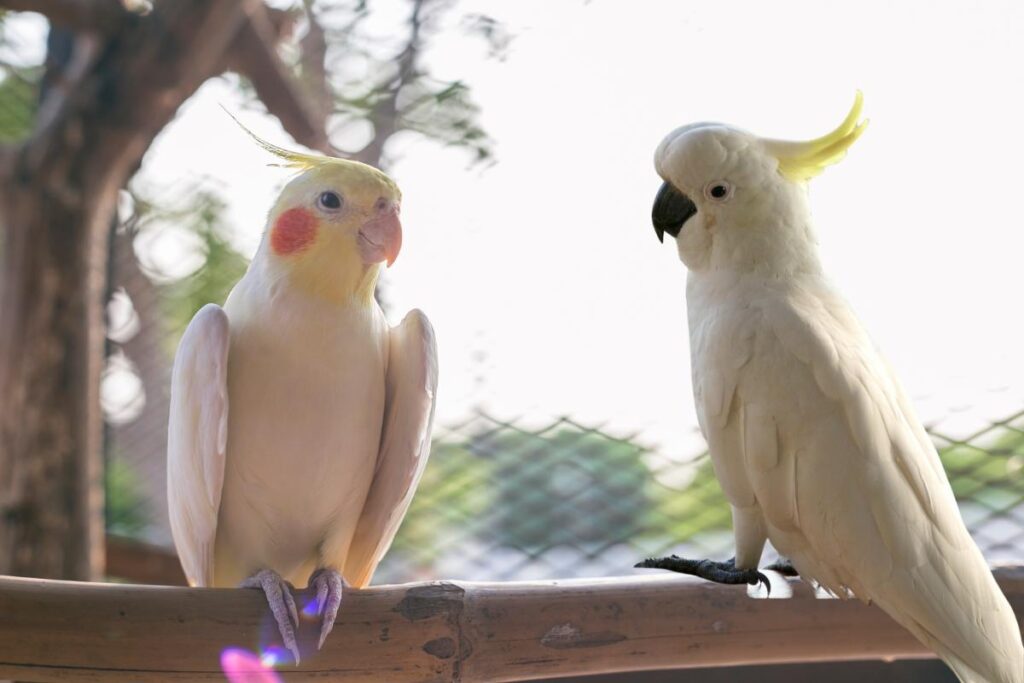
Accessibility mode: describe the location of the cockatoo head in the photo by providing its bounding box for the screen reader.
[652,93,867,274]
[236,119,402,303]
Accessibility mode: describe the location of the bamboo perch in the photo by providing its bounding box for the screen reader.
[0,568,1022,682]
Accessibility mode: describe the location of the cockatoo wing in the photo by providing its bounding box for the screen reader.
[697,279,1022,683]
[167,304,230,588]
[344,309,437,588]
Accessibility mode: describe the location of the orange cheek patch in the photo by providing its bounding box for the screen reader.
[271,208,317,255]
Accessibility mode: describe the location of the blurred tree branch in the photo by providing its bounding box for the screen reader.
[0,0,128,32]
[0,0,263,580]
[223,4,330,153]
[0,0,505,580]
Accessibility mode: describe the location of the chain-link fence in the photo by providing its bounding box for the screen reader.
[104,338,1024,585]
[375,407,1024,583]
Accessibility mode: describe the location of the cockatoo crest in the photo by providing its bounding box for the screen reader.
[652,93,868,275]
[763,91,869,181]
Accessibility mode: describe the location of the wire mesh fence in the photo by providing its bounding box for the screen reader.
[103,340,1024,585]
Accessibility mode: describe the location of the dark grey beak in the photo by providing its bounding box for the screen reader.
[652,181,697,243]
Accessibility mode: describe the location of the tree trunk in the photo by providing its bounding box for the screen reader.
[0,0,257,580]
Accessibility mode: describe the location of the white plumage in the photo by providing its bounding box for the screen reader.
[651,97,1023,682]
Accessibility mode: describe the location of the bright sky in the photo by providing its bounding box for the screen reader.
[85,0,1024,454]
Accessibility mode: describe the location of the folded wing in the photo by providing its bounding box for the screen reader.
[344,309,438,588]
[732,283,1022,683]
[167,304,230,587]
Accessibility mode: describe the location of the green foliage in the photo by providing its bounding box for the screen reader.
[387,438,495,568]
[384,419,728,578]
[0,66,37,142]
[937,415,1024,508]
[157,190,249,345]
[125,185,249,351]
[295,0,501,167]
[481,426,652,551]
[644,453,732,545]
[105,457,151,536]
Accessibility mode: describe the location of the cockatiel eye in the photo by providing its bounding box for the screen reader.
[317,190,343,211]
[704,181,733,202]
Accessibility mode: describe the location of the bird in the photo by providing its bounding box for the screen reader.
[167,123,437,664]
[635,93,1023,683]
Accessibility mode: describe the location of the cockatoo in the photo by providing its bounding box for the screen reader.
[637,94,1023,683]
[167,126,437,664]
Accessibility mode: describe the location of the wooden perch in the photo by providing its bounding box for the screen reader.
[1,567,1022,682]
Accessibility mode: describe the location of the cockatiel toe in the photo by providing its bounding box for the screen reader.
[240,569,301,665]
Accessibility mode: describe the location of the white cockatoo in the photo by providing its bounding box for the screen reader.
[167,127,437,664]
[637,94,1022,682]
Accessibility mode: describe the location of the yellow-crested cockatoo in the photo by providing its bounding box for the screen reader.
[636,94,1022,683]
[167,127,437,664]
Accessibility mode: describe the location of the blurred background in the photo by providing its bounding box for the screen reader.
[1,1,1022,681]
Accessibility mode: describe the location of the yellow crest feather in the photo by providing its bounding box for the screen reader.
[764,92,869,182]
[223,107,333,169]
[222,108,400,198]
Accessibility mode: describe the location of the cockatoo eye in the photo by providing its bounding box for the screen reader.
[704,181,734,202]
[317,191,343,211]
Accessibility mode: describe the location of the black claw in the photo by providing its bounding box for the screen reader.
[636,554,772,595]
[764,558,800,577]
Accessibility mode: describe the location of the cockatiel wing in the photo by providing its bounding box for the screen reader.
[344,309,437,588]
[702,281,1022,683]
[166,304,230,588]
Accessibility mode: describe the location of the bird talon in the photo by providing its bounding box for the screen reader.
[241,569,302,665]
[308,567,344,650]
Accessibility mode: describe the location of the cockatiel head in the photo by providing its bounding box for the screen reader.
[652,93,867,275]
[240,123,403,304]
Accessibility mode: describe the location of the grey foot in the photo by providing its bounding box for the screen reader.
[308,567,345,650]
[765,558,800,577]
[241,568,300,664]
[635,555,772,595]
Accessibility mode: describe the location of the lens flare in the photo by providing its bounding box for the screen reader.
[301,595,320,618]
[220,647,284,683]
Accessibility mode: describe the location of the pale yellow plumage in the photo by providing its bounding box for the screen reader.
[167,128,436,660]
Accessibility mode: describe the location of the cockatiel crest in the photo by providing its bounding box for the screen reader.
[641,95,1024,683]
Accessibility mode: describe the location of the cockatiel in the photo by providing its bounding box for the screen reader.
[637,94,1023,683]
[167,126,437,664]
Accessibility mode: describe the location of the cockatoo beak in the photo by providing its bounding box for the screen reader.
[652,181,697,243]
[358,200,403,267]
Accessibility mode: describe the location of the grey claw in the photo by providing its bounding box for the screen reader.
[241,569,301,665]
[309,568,344,650]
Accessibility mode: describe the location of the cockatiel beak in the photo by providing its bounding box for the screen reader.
[652,181,697,243]
[358,199,403,267]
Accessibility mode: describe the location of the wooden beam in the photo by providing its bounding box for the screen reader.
[105,535,186,586]
[0,568,1021,682]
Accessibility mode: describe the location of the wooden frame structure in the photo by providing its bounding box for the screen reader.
[1,567,1021,681]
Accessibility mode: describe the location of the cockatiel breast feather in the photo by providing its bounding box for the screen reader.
[167,303,438,589]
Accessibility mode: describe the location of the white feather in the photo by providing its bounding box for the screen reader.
[167,304,230,587]
[344,309,438,588]
[691,270,1023,683]
[657,120,1024,682]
